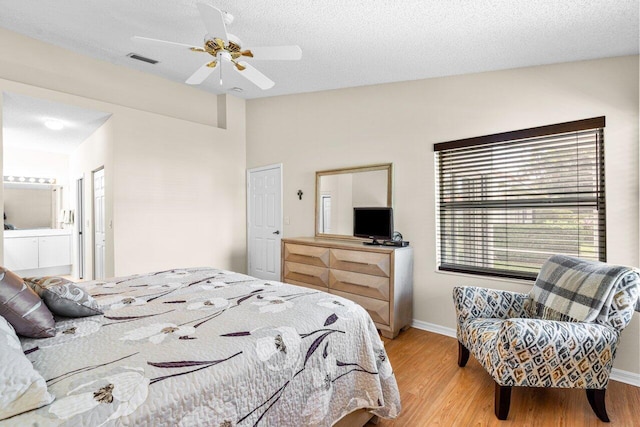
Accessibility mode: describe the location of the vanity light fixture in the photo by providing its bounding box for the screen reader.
[3,176,56,185]
[44,119,64,130]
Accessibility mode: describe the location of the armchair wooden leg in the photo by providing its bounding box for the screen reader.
[494,383,512,420]
[457,342,470,367]
[586,389,610,422]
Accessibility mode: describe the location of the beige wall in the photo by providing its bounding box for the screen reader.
[111,95,247,275]
[0,31,247,279]
[69,119,113,279]
[247,56,640,376]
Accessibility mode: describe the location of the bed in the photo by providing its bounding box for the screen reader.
[4,267,401,426]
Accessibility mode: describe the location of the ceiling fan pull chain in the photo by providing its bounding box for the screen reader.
[219,54,223,86]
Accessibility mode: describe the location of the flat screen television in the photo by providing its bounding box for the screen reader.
[353,207,393,245]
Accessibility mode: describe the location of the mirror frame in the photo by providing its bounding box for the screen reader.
[315,163,393,239]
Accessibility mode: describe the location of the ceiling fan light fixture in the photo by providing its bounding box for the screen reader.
[221,11,234,26]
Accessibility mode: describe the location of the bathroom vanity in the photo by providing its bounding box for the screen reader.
[4,229,72,276]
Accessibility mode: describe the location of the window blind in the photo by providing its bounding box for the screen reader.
[434,117,606,280]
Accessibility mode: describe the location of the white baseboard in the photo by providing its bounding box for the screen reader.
[610,369,640,387]
[410,319,640,388]
[411,319,456,338]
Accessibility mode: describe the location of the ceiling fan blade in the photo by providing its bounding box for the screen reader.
[235,62,275,90]
[245,45,302,60]
[185,62,217,85]
[197,3,228,42]
[132,36,200,51]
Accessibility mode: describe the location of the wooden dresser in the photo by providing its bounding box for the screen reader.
[281,237,413,339]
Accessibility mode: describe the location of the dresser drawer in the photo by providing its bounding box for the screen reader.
[330,249,390,277]
[283,261,329,288]
[284,243,330,267]
[329,269,390,301]
[330,289,390,325]
[286,279,329,293]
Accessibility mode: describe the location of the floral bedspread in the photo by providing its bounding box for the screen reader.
[9,268,401,426]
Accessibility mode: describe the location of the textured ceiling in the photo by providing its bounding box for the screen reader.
[0,1,637,99]
[2,92,112,154]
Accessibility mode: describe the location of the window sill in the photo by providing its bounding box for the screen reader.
[434,269,534,288]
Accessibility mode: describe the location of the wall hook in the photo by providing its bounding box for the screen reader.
[297,190,303,200]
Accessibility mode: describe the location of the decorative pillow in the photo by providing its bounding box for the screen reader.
[24,276,103,318]
[0,267,55,338]
[0,315,55,420]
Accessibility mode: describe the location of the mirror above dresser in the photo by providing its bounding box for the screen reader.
[315,163,392,239]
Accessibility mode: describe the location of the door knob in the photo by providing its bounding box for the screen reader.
[273,230,280,235]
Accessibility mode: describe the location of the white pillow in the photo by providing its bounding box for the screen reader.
[0,315,54,420]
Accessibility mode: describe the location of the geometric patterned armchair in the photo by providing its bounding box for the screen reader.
[453,255,640,422]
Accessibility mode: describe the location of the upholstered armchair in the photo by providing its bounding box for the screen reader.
[453,255,639,422]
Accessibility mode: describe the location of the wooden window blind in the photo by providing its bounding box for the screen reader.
[434,117,606,280]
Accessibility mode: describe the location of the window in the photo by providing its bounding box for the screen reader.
[434,117,605,280]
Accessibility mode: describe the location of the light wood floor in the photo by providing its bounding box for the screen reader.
[368,328,639,426]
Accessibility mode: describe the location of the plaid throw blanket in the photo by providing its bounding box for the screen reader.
[525,255,635,322]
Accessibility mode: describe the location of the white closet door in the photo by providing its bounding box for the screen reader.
[247,165,282,281]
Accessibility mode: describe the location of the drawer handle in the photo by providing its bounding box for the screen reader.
[295,272,317,278]
[342,260,372,266]
[293,254,318,261]
[341,281,369,288]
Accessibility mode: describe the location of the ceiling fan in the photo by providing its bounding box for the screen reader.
[132,3,301,90]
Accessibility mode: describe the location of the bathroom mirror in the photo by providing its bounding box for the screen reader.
[315,163,392,239]
[3,183,61,230]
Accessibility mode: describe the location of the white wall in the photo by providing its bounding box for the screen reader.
[247,56,640,377]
